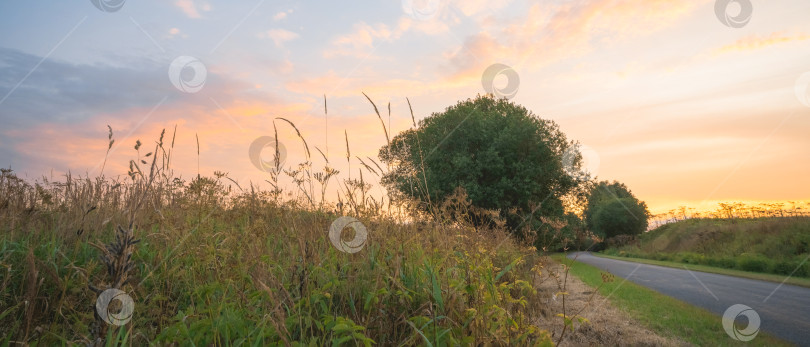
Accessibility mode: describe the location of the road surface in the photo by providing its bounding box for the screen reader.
[567,252,810,346]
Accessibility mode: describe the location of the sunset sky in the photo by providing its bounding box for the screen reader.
[1,0,808,215]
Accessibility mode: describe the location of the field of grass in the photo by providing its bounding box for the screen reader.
[604,217,810,279]
[552,254,790,346]
[0,170,569,345]
[0,123,571,345]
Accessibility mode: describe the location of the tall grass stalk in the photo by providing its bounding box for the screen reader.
[0,97,612,346]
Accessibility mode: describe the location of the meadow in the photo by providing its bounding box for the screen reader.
[0,117,589,345]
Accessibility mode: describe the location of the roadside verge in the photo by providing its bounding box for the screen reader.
[551,254,790,346]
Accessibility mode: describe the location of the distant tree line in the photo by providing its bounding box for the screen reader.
[649,201,810,229]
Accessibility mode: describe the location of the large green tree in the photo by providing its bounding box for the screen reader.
[584,181,650,238]
[379,94,583,233]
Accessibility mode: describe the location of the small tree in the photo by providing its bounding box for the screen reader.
[585,181,649,238]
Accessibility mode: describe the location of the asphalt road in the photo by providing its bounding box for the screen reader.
[567,252,810,346]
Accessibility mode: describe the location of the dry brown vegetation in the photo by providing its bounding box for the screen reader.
[534,262,684,346]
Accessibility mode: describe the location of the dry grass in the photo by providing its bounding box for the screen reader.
[534,261,685,346]
[0,164,557,344]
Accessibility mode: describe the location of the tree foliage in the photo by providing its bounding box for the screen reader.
[379,94,582,233]
[584,181,649,238]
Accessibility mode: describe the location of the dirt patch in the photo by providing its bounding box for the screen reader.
[533,259,689,346]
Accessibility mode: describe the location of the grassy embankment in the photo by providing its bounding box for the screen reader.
[602,217,810,285]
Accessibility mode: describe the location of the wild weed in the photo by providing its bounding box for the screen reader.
[0,96,613,346]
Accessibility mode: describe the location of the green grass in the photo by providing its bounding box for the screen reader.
[551,254,790,347]
[594,253,810,289]
[605,217,810,279]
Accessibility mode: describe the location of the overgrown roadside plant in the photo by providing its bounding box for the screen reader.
[0,166,558,344]
[0,95,612,345]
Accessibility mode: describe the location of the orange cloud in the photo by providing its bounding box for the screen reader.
[324,18,412,58]
[444,0,710,83]
[315,0,711,95]
[716,32,810,54]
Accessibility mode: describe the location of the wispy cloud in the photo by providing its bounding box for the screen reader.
[444,0,710,83]
[324,18,412,58]
[273,10,291,21]
[259,29,300,47]
[716,32,810,54]
[175,0,209,19]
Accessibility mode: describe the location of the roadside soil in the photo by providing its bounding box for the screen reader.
[532,259,689,346]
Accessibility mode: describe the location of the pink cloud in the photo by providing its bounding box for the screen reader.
[324,18,413,58]
[175,0,202,18]
[443,0,711,83]
[260,29,300,48]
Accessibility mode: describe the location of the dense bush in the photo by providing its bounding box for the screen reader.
[604,235,638,249]
[771,260,799,275]
[677,252,705,265]
[704,256,737,269]
[737,255,770,273]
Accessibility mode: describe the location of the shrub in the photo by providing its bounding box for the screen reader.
[605,234,638,248]
[737,255,770,273]
[788,258,810,278]
[771,260,798,275]
[705,256,736,269]
[678,252,704,264]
